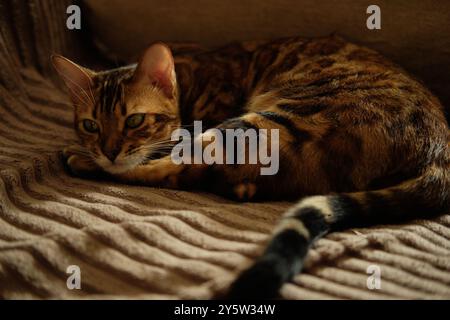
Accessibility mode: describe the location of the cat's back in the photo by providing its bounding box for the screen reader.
[248,35,439,107]
[246,35,447,136]
[173,35,446,119]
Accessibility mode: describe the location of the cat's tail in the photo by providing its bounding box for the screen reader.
[227,159,450,299]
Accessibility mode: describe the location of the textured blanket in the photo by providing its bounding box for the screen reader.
[0,0,450,300]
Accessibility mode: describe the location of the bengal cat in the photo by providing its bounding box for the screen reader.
[52,35,450,299]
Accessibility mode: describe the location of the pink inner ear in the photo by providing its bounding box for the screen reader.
[134,43,176,98]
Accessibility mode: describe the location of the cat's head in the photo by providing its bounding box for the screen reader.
[52,43,180,174]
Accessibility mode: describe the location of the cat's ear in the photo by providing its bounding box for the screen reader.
[51,55,95,106]
[133,43,176,99]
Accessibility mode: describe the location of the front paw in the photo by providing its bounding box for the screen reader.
[62,145,100,178]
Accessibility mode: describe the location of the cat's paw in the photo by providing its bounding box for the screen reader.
[233,182,257,201]
[62,145,86,160]
[62,145,99,177]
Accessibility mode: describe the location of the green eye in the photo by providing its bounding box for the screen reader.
[82,119,99,133]
[126,113,145,128]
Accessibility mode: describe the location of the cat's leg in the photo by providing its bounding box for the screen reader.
[203,111,298,201]
[112,155,185,188]
[111,155,208,189]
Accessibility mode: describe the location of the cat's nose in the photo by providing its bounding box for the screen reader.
[103,148,120,163]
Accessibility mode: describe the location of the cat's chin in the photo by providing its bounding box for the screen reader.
[96,159,142,175]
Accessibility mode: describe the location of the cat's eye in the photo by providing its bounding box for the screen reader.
[126,113,146,129]
[82,119,99,133]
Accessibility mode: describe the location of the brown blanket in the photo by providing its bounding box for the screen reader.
[0,68,450,299]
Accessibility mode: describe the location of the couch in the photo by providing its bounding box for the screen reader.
[0,0,449,299]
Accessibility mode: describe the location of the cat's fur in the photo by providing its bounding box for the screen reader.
[52,35,450,299]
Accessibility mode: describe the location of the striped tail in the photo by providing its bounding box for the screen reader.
[227,161,450,299]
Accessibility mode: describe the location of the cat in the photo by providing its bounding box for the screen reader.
[52,35,450,299]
